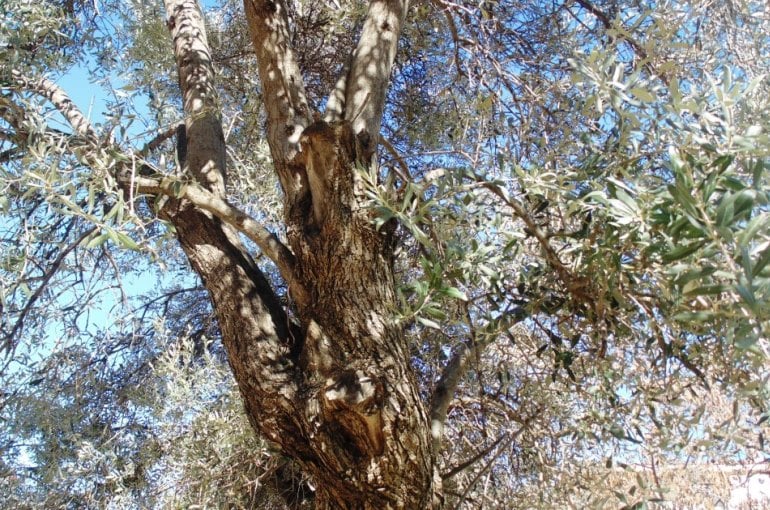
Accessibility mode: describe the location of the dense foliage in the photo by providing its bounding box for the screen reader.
[1,0,769,507]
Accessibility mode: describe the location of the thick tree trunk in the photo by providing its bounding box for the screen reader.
[162,185,441,509]
[16,0,449,505]
[166,126,442,507]
[161,0,442,507]
[284,121,440,508]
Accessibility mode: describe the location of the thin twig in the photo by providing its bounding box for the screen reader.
[3,226,97,356]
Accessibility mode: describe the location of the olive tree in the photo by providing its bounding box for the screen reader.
[2,0,769,508]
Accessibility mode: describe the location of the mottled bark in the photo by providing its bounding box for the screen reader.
[161,0,443,507]
[283,120,439,508]
[165,0,227,196]
[243,0,311,204]
[161,1,307,454]
[344,0,409,142]
[14,0,445,504]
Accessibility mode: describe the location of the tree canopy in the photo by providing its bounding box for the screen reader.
[1,0,769,508]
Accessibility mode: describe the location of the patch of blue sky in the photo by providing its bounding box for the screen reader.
[54,59,154,145]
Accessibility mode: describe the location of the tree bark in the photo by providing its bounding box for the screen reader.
[160,0,442,507]
[282,120,439,508]
[12,0,447,505]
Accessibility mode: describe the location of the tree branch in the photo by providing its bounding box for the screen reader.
[572,0,613,29]
[0,146,21,164]
[429,341,474,450]
[449,411,539,507]
[165,0,227,196]
[429,305,526,450]
[10,69,98,143]
[441,433,506,480]
[162,1,313,314]
[3,226,97,355]
[345,0,408,145]
[380,134,411,188]
[137,124,179,158]
[571,0,665,82]
[244,0,311,200]
[128,172,297,283]
[10,59,300,299]
[431,0,466,74]
[323,54,352,123]
[474,175,596,307]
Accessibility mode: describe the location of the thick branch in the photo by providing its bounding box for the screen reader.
[160,3,307,446]
[429,341,474,450]
[11,57,296,285]
[244,0,311,200]
[11,39,302,302]
[323,54,352,123]
[165,0,227,196]
[165,203,307,457]
[138,124,179,158]
[129,173,297,284]
[345,0,408,143]
[429,306,526,450]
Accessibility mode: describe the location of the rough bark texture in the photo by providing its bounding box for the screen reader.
[284,120,439,508]
[11,0,451,505]
[161,0,442,507]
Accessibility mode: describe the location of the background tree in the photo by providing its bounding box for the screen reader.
[1,0,769,508]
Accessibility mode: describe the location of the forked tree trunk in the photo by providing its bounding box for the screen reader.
[169,122,440,509]
[11,0,452,505]
[159,0,443,507]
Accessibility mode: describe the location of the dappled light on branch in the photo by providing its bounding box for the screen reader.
[1,0,769,508]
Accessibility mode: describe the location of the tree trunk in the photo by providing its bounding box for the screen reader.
[160,0,442,507]
[167,123,441,508]
[284,120,440,508]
